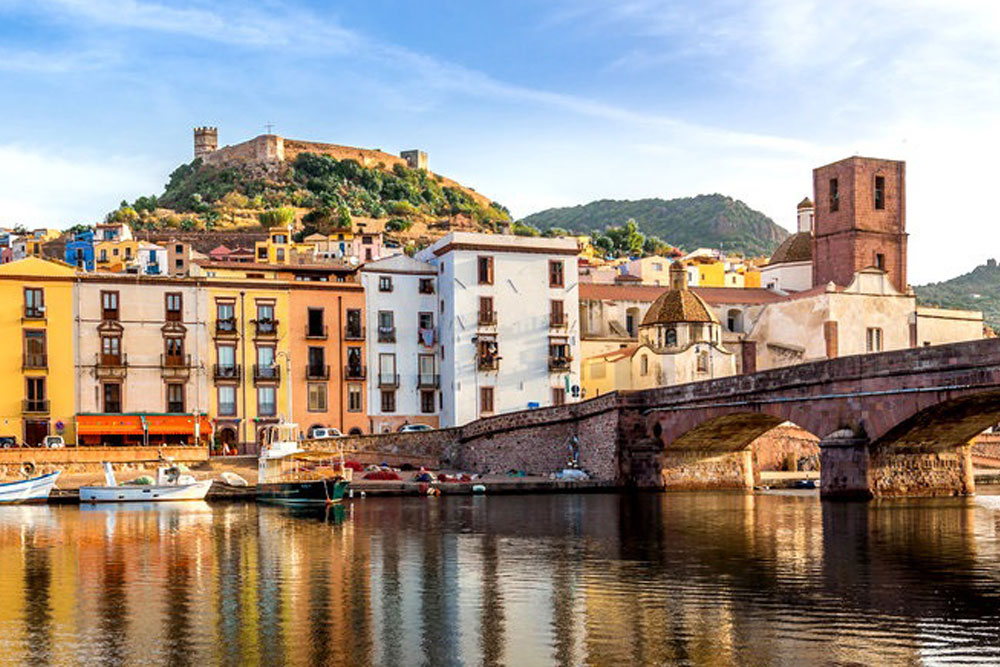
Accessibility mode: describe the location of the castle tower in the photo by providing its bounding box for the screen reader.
[796,197,814,233]
[194,127,218,159]
[812,156,907,292]
[400,149,428,170]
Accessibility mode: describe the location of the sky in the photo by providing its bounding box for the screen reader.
[1,0,999,283]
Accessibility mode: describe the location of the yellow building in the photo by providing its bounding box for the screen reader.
[0,257,77,445]
[206,279,292,452]
[94,239,139,272]
[695,259,726,287]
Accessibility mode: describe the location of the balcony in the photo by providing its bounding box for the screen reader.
[478,357,499,372]
[102,309,120,322]
[22,353,47,370]
[253,319,278,337]
[22,399,49,414]
[344,364,367,380]
[478,310,498,327]
[215,318,238,337]
[145,265,161,276]
[417,373,440,388]
[378,373,400,388]
[305,325,328,340]
[378,327,396,343]
[213,364,242,381]
[160,354,192,378]
[253,364,280,383]
[550,314,568,329]
[344,325,364,341]
[22,307,45,322]
[306,364,330,380]
[417,328,437,347]
[549,356,573,372]
[96,353,128,379]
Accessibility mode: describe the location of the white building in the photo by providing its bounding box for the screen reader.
[136,242,167,276]
[760,198,814,292]
[417,232,581,427]
[360,254,441,433]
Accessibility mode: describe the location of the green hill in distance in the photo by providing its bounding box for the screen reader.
[519,194,790,257]
[915,259,1000,329]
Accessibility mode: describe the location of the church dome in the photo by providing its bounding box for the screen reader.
[768,232,812,266]
[797,197,814,210]
[641,288,718,326]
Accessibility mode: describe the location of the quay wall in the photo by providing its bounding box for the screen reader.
[0,446,208,480]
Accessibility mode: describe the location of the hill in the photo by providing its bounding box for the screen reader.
[914,260,1000,329]
[520,194,789,257]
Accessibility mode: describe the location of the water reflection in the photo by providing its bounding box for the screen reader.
[1,493,1000,665]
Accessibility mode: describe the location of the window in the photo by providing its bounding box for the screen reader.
[625,313,635,337]
[216,301,236,332]
[257,346,276,378]
[665,328,677,346]
[275,248,285,262]
[175,244,183,253]
[175,258,184,269]
[217,345,237,377]
[550,300,565,327]
[124,246,132,260]
[347,384,363,412]
[552,387,566,407]
[101,291,119,321]
[421,390,435,414]
[165,293,182,322]
[308,383,328,412]
[478,256,494,285]
[480,387,494,414]
[874,175,885,210]
[101,336,121,364]
[308,347,326,378]
[866,327,883,352]
[99,248,108,262]
[829,178,839,212]
[103,383,122,413]
[306,308,324,337]
[166,384,185,413]
[640,355,649,376]
[23,331,46,368]
[378,311,395,342]
[345,309,362,339]
[549,260,564,288]
[419,278,435,294]
[379,276,393,292]
[257,386,277,416]
[875,253,885,270]
[418,354,436,387]
[165,337,185,364]
[477,337,499,370]
[24,288,44,318]
[418,311,434,331]
[378,353,397,386]
[381,390,396,413]
[26,377,46,412]
[257,247,267,260]
[256,302,275,325]
[346,346,363,378]
[697,351,709,372]
[218,386,236,416]
[478,296,495,325]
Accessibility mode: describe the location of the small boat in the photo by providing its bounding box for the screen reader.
[257,423,351,506]
[0,471,61,504]
[80,463,212,503]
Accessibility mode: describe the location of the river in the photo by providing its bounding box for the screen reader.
[1,491,1000,666]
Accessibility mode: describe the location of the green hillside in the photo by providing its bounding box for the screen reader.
[915,260,1000,329]
[520,194,789,257]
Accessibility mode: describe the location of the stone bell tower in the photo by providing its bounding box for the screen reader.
[812,156,907,292]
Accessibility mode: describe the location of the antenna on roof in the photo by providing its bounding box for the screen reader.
[265,122,276,135]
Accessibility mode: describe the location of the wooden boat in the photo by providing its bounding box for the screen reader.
[257,423,351,506]
[0,471,60,504]
[80,463,212,503]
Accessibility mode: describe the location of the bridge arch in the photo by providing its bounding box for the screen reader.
[869,389,1000,452]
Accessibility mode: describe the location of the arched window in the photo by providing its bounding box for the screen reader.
[727,309,743,333]
[348,427,363,436]
[665,328,677,347]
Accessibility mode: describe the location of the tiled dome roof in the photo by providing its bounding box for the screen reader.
[797,197,814,210]
[768,232,812,266]
[641,289,718,326]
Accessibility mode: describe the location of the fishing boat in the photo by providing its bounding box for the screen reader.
[257,422,351,506]
[0,471,61,504]
[80,463,212,503]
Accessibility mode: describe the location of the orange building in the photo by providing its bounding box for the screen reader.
[289,281,368,435]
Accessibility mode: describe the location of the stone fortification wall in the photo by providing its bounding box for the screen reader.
[308,429,459,469]
[282,139,408,170]
[202,135,285,167]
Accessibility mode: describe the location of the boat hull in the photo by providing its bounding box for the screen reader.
[0,471,61,504]
[80,480,213,503]
[257,479,349,506]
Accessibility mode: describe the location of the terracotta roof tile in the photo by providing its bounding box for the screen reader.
[768,232,812,265]
[641,289,719,325]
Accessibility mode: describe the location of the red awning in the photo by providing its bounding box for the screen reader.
[76,414,210,436]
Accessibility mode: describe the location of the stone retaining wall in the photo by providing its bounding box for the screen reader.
[0,446,208,480]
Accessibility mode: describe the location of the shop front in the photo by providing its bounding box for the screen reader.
[76,414,211,447]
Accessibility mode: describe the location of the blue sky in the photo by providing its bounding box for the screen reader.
[1,0,999,283]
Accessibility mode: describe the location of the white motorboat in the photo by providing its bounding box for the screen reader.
[0,471,61,504]
[80,463,212,503]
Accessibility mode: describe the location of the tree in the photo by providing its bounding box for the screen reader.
[512,221,540,237]
[258,207,296,229]
[643,235,670,256]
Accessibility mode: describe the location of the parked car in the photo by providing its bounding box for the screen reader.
[399,423,433,433]
[309,427,343,439]
[44,435,65,449]
[0,436,17,448]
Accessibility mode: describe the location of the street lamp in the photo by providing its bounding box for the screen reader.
[274,350,293,423]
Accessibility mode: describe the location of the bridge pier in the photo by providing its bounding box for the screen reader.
[660,449,756,491]
[820,431,975,499]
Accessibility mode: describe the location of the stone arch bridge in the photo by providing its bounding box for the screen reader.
[450,339,1000,498]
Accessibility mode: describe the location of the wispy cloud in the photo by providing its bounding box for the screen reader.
[0,47,118,72]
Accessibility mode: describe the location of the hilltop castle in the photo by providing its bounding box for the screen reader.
[192,126,428,171]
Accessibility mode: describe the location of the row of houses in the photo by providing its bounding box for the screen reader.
[0,232,581,450]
